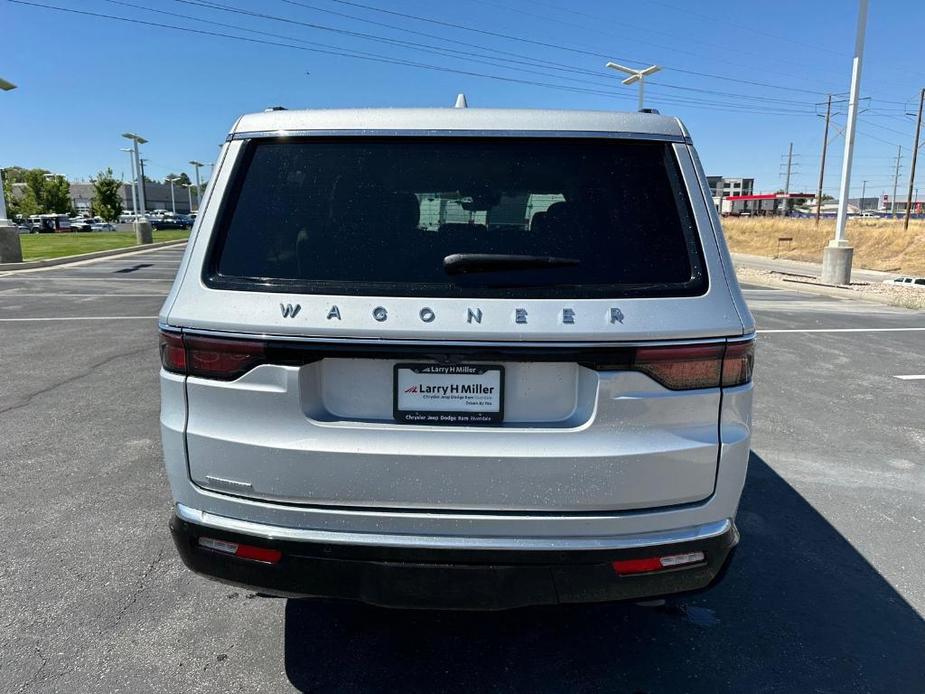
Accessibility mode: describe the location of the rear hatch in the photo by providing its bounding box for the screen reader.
[162,132,748,512]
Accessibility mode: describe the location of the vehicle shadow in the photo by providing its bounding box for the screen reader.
[283,452,925,692]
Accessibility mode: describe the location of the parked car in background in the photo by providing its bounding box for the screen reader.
[70,218,93,232]
[28,213,71,233]
[150,215,191,230]
[90,222,117,232]
[883,276,925,288]
[160,107,755,610]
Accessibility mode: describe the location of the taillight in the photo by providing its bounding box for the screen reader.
[722,339,755,387]
[184,335,266,380]
[591,338,755,390]
[159,330,186,372]
[633,344,725,390]
[159,329,266,381]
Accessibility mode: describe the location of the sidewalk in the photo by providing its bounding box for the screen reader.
[732,253,923,310]
[731,253,894,284]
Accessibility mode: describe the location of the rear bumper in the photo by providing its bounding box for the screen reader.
[169,510,739,610]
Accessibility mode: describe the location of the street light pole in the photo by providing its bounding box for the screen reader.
[165,176,178,214]
[189,160,204,212]
[0,77,18,230]
[821,0,868,285]
[119,148,138,216]
[184,184,193,213]
[121,132,148,216]
[121,132,152,244]
[605,62,661,110]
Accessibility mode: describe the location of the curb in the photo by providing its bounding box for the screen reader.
[735,267,921,310]
[0,239,187,272]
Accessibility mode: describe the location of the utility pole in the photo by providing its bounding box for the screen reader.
[903,87,924,231]
[860,180,868,210]
[822,0,868,285]
[189,160,204,212]
[815,95,833,225]
[782,142,794,216]
[891,145,903,217]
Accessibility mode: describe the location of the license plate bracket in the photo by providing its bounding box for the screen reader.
[393,363,504,425]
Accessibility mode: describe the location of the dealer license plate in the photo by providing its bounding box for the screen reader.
[393,364,504,425]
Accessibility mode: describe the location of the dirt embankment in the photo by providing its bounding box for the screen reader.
[722,217,925,276]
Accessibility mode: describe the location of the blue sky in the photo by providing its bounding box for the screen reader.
[2,0,924,199]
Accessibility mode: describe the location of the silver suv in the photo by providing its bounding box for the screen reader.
[159,107,755,609]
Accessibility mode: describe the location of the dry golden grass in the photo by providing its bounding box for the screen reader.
[722,217,925,275]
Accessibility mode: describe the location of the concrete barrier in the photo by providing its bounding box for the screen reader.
[0,227,23,263]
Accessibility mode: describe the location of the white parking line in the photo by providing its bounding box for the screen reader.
[0,293,169,297]
[759,327,925,333]
[0,243,186,275]
[0,277,174,281]
[0,316,158,322]
[894,375,925,380]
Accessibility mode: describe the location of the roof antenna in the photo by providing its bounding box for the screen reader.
[454,93,468,108]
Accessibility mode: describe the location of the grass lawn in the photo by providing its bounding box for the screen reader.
[19,231,189,262]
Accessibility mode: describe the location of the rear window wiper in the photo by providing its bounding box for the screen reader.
[443,253,580,275]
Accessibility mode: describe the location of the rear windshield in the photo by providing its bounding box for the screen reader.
[206,137,706,298]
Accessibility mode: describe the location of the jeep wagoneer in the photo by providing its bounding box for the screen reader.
[159,107,754,609]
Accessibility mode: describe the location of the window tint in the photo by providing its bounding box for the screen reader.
[207,137,706,298]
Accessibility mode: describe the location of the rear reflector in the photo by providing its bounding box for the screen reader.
[612,551,705,575]
[198,536,282,564]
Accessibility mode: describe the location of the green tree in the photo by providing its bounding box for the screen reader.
[42,175,72,214]
[16,189,40,218]
[23,168,50,212]
[90,168,124,221]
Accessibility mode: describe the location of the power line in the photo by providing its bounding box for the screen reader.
[1,1,667,100]
[640,0,850,59]
[477,0,845,91]
[315,0,831,96]
[12,0,821,118]
[270,0,822,106]
[165,0,815,110]
[458,0,843,92]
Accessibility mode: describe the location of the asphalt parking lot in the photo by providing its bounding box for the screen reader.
[1,245,923,693]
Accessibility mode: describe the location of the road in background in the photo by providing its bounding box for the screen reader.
[1,249,923,693]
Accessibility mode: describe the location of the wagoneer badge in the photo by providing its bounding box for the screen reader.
[278,304,626,326]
